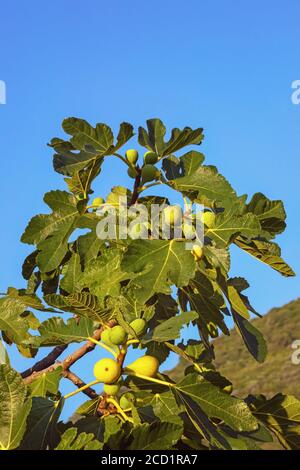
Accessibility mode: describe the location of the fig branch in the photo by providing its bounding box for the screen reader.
[21,319,117,385]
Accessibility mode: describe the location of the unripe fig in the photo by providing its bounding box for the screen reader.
[101,328,113,345]
[109,325,127,345]
[182,223,195,239]
[120,392,136,410]
[91,197,104,207]
[163,205,182,226]
[197,211,216,228]
[93,358,121,384]
[124,355,159,378]
[127,167,137,179]
[192,244,203,261]
[103,382,121,396]
[144,151,158,164]
[126,149,139,165]
[128,222,149,239]
[141,164,158,183]
[106,192,121,207]
[129,318,146,336]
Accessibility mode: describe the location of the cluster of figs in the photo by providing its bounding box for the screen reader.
[93,318,159,409]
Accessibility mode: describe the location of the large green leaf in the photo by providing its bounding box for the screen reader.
[77,229,103,266]
[246,192,286,239]
[173,373,258,433]
[231,310,267,362]
[121,239,196,303]
[138,118,203,157]
[63,118,114,153]
[79,249,133,299]
[35,316,95,346]
[144,311,198,343]
[180,272,229,336]
[127,421,183,450]
[28,367,62,397]
[0,298,30,344]
[55,427,102,450]
[248,394,300,450]
[179,392,232,449]
[162,151,205,180]
[64,159,102,199]
[205,208,261,248]
[21,190,79,245]
[166,154,238,209]
[60,253,82,293]
[66,292,109,323]
[20,397,63,450]
[50,119,133,178]
[235,236,295,277]
[0,365,32,450]
[45,292,110,323]
[50,138,100,175]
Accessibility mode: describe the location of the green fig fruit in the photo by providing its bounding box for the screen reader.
[109,325,127,345]
[128,222,149,239]
[143,151,158,164]
[192,244,203,261]
[124,355,159,378]
[127,167,137,179]
[103,382,121,396]
[163,205,182,226]
[120,392,136,410]
[125,149,139,164]
[106,192,121,207]
[182,223,195,239]
[141,164,158,183]
[101,328,113,345]
[197,211,216,228]
[129,318,146,337]
[93,358,121,384]
[91,197,104,208]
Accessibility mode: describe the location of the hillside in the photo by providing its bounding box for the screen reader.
[169,298,300,398]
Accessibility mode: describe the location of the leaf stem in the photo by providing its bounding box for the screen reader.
[113,152,137,174]
[64,379,100,399]
[138,181,163,193]
[106,397,134,423]
[126,339,140,346]
[126,372,174,388]
[87,337,119,358]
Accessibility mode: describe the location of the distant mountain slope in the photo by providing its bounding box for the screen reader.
[169,298,300,398]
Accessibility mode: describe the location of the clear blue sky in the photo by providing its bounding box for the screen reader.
[0,0,299,418]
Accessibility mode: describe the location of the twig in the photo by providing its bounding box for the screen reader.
[64,379,100,399]
[21,344,68,379]
[21,319,117,382]
[87,337,119,358]
[62,370,99,399]
[129,168,142,206]
[23,363,99,400]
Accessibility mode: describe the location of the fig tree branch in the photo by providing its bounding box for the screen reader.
[23,363,99,399]
[130,168,142,205]
[21,344,68,379]
[21,319,117,386]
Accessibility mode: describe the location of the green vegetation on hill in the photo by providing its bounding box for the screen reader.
[169,299,300,398]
